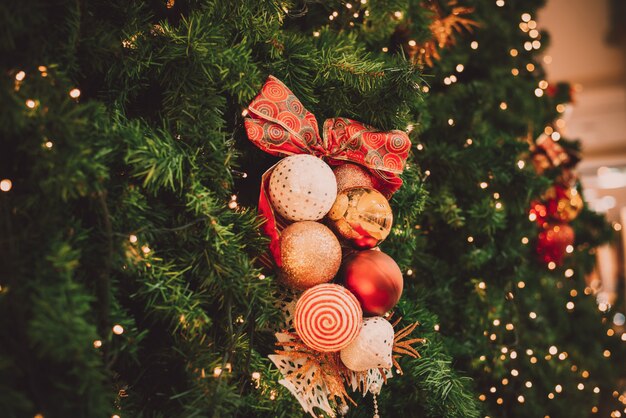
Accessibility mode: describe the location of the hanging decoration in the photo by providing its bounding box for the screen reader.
[395,1,479,67]
[244,76,423,417]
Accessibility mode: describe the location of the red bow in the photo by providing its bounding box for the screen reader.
[244,76,411,266]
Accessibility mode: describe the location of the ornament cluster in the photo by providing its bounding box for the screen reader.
[266,158,413,416]
[529,132,582,266]
[244,76,421,417]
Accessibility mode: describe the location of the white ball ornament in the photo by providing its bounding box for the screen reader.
[340,317,394,371]
[269,155,337,221]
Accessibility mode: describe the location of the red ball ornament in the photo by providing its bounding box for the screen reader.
[340,250,403,316]
[536,223,575,265]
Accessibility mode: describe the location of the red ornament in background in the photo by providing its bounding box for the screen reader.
[536,223,575,265]
[340,250,403,316]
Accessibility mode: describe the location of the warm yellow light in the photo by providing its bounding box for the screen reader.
[525,381,533,388]
[480,182,488,189]
[532,40,541,49]
[479,394,486,401]
[493,192,500,199]
[478,281,486,290]
[505,323,514,331]
[566,301,575,310]
[527,63,535,71]
[467,236,474,243]
[0,179,13,192]
[112,415,120,418]
[518,395,525,403]
[613,222,622,231]
[112,324,124,335]
[381,47,389,52]
[564,269,574,278]
[530,356,537,363]
[434,324,440,331]
[578,383,585,390]
[93,340,102,348]
[495,202,503,209]
[490,386,497,393]
[313,31,320,37]
[500,102,508,110]
[548,393,555,399]
[592,406,598,413]
[26,99,36,109]
[529,29,539,38]
[570,289,578,297]
[496,0,505,6]
[129,234,138,243]
[544,55,553,64]
[511,68,519,76]
[529,312,537,319]
[489,333,497,341]
[213,366,223,377]
[510,49,518,57]
[141,245,151,254]
[535,88,544,97]
[444,77,452,86]
[408,40,417,47]
[456,64,465,72]
[502,378,509,385]
[521,13,531,22]
[556,103,566,113]
[524,41,532,51]
[555,384,562,393]
[521,237,529,244]
[517,160,525,169]
[496,397,503,405]
[552,132,561,141]
[511,369,519,376]
[510,351,518,359]
[549,346,558,355]
[252,371,261,379]
[450,75,457,82]
[15,71,26,81]
[548,261,556,270]
[528,20,537,29]
[69,88,81,99]
[565,244,573,253]
[393,11,403,18]
[345,2,352,8]
[603,349,611,358]
[466,138,473,145]
[471,41,479,49]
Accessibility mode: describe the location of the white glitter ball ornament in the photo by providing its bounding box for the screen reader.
[340,317,394,371]
[269,155,337,221]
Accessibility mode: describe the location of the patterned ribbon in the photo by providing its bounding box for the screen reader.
[244,76,411,265]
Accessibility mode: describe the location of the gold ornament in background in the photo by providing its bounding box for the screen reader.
[327,187,393,249]
[402,1,479,67]
[333,163,374,193]
[544,185,584,223]
[279,221,342,290]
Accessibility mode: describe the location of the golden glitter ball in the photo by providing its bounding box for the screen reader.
[333,163,374,193]
[279,221,342,290]
[544,185,583,222]
[327,187,393,249]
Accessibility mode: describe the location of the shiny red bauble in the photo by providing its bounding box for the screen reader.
[536,223,575,265]
[340,250,403,316]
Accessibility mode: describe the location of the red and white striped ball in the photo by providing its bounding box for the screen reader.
[294,284,363,352]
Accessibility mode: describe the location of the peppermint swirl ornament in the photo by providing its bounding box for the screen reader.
[294,284,363,352]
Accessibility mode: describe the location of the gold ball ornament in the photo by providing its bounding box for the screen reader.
[279,221,342,290]
[333,163,374,193]
[327,187,393,249]
[545,185,583,222]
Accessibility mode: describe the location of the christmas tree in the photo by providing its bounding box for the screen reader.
[1,0,624,417]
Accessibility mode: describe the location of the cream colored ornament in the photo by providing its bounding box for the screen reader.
[340,317,394,371]
[268,155,337,221]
